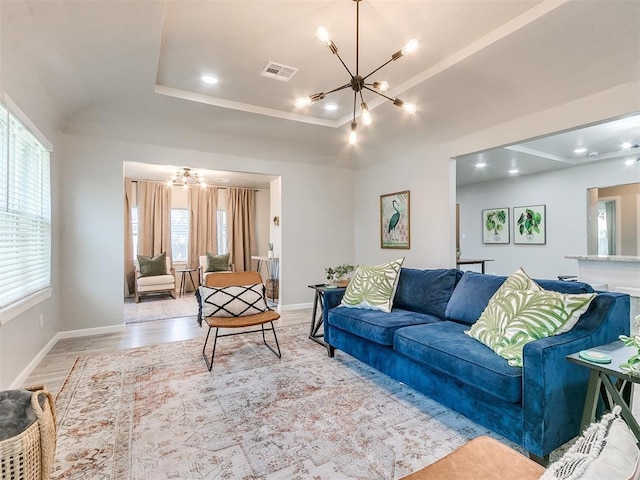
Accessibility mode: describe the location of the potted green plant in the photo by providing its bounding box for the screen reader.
[325,263,356,287]
[267,242,274,258]
[485,210,507,241]
[517,209,542,240]
[619,333,640,377]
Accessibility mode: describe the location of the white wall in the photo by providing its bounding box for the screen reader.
[59,134,355,331]
[457,159,639,279]
[354,82,640,272]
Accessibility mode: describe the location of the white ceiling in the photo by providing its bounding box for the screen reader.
[3,0,640,182]
[456,112,640,186]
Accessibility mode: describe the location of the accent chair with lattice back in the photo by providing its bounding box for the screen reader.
[197,271,280,371]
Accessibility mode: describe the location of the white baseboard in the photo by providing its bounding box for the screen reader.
[9,324,125,389]
[9,333,60,389]
[56,324,124,340]
[280,302,313,311]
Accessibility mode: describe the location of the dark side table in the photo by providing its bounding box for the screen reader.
[177,268,198,296]
[567,340,640,442]
[308,284,345,352]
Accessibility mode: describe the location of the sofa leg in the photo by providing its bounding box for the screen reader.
[328,345,335,358]
[528,452,549,467]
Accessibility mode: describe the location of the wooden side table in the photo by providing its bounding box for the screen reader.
[308,284,346,351]
[567,340,640,442]
[176,268,198,296]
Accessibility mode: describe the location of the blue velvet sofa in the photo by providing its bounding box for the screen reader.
[322,268,630,459]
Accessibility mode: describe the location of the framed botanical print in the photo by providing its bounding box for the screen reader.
[514,205,546,244]
[482,208,510,244]
[380,190,410,249]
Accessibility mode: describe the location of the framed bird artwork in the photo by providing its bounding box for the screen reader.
[380,190,410,249]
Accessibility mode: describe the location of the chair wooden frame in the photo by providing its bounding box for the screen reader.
[201,271,281,371]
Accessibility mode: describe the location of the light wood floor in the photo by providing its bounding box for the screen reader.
[23,308,313,395]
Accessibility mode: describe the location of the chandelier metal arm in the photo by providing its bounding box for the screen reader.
[363,85,394,102]
[362,57,394,82]
[352,92,357,123]
[332,49,355,78]
[326,82,352,96]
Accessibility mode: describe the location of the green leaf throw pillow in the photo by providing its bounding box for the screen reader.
[340,258,404,313]
[206,252,231,272]
[466,268,596,367]
[137,252,168,277]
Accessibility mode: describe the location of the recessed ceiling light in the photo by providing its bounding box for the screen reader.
[587,151,599,157]
[324,103,338,111]
[625,158,636,166]
[475,161,487,168]
[573,147,588,154]
[201,75,218,85]
[508,168,519,174]
[622,142,632,149]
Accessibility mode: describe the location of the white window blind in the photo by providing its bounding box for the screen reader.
[171,208,189,262]
[0,102,52,309]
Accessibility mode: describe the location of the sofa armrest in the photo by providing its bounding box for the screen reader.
[521,292,630,457]
[322,288,346,347]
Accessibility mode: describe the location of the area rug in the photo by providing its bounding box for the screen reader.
[53,323,508,479]
[123,294,199,324]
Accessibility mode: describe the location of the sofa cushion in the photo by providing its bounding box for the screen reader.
[445,271,505,325]
[328,306,440,346]
[394,268,463,318]
[466,269,596,367]
[393,321,523,403]
[341,258,404,313]
[445,271,595,325]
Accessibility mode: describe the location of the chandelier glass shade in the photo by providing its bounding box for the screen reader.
[295,0,418,145]
[169,167,205,188]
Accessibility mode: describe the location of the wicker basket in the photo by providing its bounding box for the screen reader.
[0,386,57,480]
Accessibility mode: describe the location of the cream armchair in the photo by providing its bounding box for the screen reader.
[199,253,234,286]
[134,254,176,302]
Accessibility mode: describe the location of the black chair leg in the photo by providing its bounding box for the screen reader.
[262,322,282,358]
[202,326,220,371]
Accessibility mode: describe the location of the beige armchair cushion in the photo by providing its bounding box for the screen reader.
[134,255,176,302]
[199,254,233,286]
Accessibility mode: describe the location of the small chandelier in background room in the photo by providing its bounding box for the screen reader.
[295,0,419,145]
[168,167,206,188]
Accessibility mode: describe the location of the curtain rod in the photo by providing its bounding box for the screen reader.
[126,179,261,191]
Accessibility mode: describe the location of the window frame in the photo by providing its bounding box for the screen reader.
[0,95,53,326]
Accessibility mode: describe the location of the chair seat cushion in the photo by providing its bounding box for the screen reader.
[393,321,523,403]
[137,274,175,287]
[328,306,440,346]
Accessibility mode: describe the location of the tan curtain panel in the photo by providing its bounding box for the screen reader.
[137,180,172,261]
[124,179,136,296]
[188,185,219,275]
[227,187,256,272]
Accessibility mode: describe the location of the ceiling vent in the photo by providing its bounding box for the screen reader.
[260,61,298,82]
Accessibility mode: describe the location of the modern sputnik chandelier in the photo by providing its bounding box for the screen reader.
[168,167,206,188]
[295,0,419,145]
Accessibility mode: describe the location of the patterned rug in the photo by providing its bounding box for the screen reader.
[53,323,507,479]
[123,294,199,324]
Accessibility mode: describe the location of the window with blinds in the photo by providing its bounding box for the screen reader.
[0,102,52,311]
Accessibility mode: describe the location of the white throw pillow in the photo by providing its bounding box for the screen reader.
[340,258,404,313]
[197,284,269,318]
[540,406,640,480]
